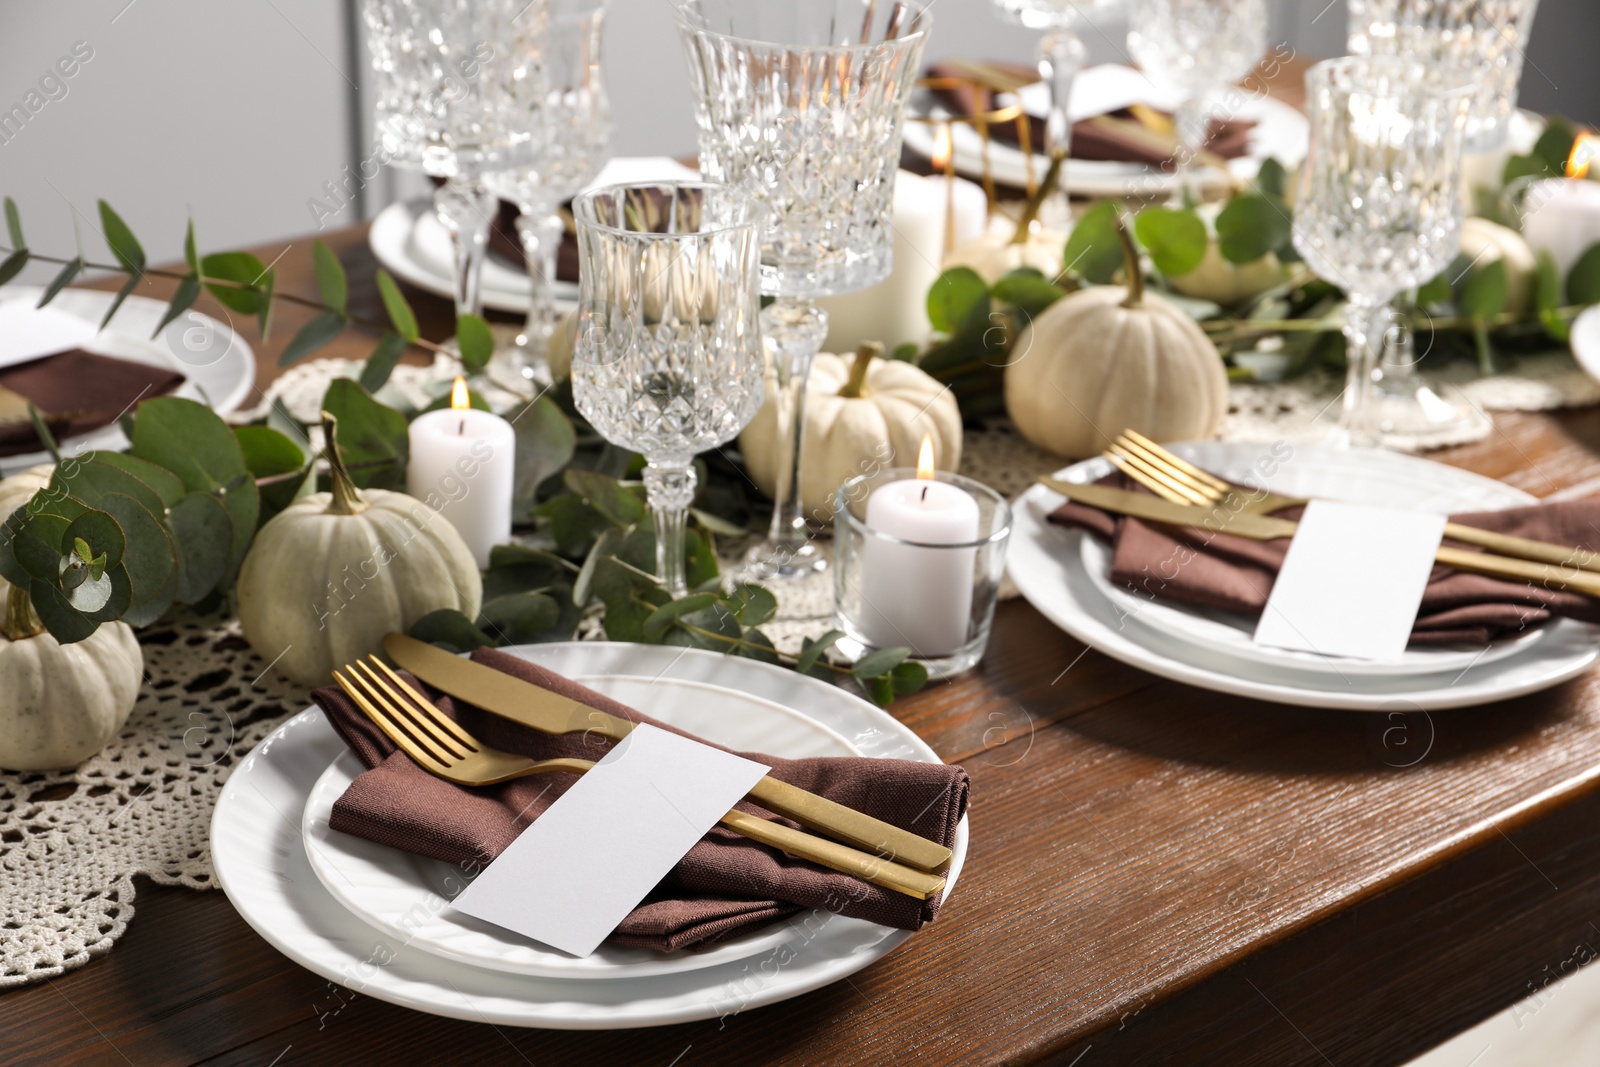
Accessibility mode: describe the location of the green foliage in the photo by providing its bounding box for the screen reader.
[927,267,990,334]
[312,240,348,316]
[1502,117,1578,183]
[1133,207,1208,277]
[1567,243,1600,306]
[455,314,494,373]
[320,378,410,490]
[1063,201,1125,283]
[1215,194,1292,264]
[376,269,419,342]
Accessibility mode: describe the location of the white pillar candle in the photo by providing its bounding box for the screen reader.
[926,173,989,252]
[405,377,515,568]
[855,444,981,658]
[1521,178,1600,282]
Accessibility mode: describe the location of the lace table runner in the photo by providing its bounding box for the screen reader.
[5,350,1595,988]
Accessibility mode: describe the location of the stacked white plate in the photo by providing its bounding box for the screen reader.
[1008,441,1600,710]
[211,643,969,1028]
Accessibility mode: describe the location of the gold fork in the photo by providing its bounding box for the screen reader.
[1106,429,1600,575]
[332,658,948,901]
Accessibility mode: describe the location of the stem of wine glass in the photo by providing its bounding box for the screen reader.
[643,460,696,599]
[513,206,563,384]
[1172,94,1209,208]
[433,176,494,325]
[1036,27,1086,227]
[1337,295,1390,448]
[746,296,829,579]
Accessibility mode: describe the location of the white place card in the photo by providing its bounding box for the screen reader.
[1254,500,1447,662]
[0,299,95,369]
[450,723,770,958]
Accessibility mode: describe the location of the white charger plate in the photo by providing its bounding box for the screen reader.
[903,65,1310,198]
[0,287,254,474]
[1007,442,1600,710]
[301,674,862,980]
[212,643,969,1029]
[1076,443,1551,679]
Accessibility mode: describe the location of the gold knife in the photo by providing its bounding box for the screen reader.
[1039,477,1600,599]
[383,633,956,874]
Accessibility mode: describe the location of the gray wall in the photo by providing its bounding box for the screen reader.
[0,0,1592,276]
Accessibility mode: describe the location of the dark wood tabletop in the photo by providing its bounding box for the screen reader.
[10,59,1600,1067]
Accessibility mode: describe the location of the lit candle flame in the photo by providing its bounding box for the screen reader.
[1567,132,1598,180]
[916,435,936,480]
[932,124,953,174]
[450,376,470,410]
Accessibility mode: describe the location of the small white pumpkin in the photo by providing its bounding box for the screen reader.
[0,464,54,522]
[942,152,1067,285]
[0,583,142,771]
[1458,216,1537,314]
[740,344,962,519]
[236,412,483,687]
[1006,212,1229,458]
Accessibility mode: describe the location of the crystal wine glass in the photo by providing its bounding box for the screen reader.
[486,0,612,389]
[362,0,547,350]
[1348,0,1542,152]
[1291,56,1474,448]
[990,0,1126,224]
[1126,0,1267,205]
[570,182,765,597]
[676,0,931,585]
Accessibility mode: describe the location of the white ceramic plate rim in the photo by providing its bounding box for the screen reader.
[0,287,254,473]
[1074,445,1549,678]
[1005,442,1600,710]
[211,642,968,1028]
[300,672,862,979]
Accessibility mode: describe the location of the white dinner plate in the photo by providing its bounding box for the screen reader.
[1007,442,1600,710]
[212,643,968,1029]
[301,674,862,980]
[0,287,255,474]
[1075,444,1552,679]
[903,65,1310,199]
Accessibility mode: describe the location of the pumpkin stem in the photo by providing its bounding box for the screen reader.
[321,411,370,516]
[1113,209,1145,309]
[2,582,44,641]
[838,342,884,399]
[1010,150,1065,246]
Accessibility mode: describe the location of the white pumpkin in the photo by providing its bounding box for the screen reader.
[1006,214,1228,458]
[942,152,1068,285]
[236,413,483,687]
[740,344,962,519]
[0,583,142,771]
[1458,216,1537,314]
[0,464,54,522]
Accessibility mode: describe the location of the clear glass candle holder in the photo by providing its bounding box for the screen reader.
[833,469,1012,679]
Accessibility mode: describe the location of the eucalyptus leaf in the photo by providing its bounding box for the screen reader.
[891,659,929,695]
[4,197,23,250]
[688,507,745,536]
[376,269,419,341]
[1536,251,1569,342]
[662,602,742,650]
[734,628,780,664]
[685,528,719,589]
[233,425,306,479]
[94,491,175,613]
[200,252,268,315]
[1062,201,1125,283]
[1459,258,1509,320]
[360,332,408,393]
[166,491,233,604]
[183,219,200,276]
[851,645,911,679]
[1252,157,1289,199]
[279,309,347,367]
[563,469,647,526]
[642,592,719,640]
[927,267,990,334]
[409,608,497,652]
[0,249,28,287]
[511,395,577,521]
[991,269,1067,317]
[320,378,410,490]
[92,451,186,507]
[313,240,348,315]
[50,456,167,522]
[1567,243,1600,306]
[1134,207,1208,277]
[99,274,141,331]
[1416,271,1453,307]
[257,266,275,343]
[28,403,59,463]
[97,201,145,273]
[63,509,124,569]
[150,274,201,339]
[795,630,844,678]
[479,591,562,642]
[1215,194,1292,264]
[456,314,494,373]
[723,583,777,627]
[29,580,99,644]
[37,257,83,309]
[537,493,611,555]
[572,526,623,606]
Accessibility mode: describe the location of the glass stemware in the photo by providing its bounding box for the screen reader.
[570,182,766,597]
[1125,0,1267,205]
[990,0,1125,224]
[362,0,547,350]
[676,0,931,585]
[486,0,612,390]
[1291,56,1474,448]
[1348,0,1542,152]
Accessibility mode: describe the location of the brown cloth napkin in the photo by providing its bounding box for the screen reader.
[926,62,1255,172]
[1049,474,1600,646]
[312,646,969,953]
[0,349,185,457]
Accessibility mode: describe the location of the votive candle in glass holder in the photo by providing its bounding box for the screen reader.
[833,460,1012,679]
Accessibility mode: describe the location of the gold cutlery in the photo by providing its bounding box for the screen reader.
[1106,429,1600,576]
[333,658,947,901]
[1038,475,1600,599]
[384,633,955,874]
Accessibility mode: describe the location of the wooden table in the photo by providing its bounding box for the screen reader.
[11,73,1600,1067]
